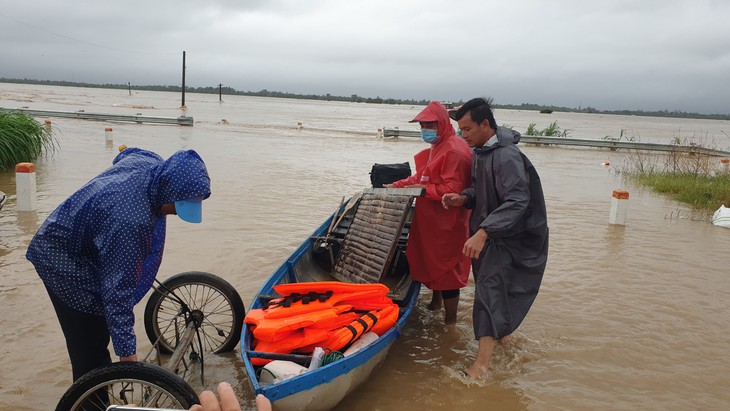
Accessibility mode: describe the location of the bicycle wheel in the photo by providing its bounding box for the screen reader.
[144,271,245,355]
[56,361,199,411]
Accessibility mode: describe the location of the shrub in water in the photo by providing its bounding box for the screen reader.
[0,112,57,171]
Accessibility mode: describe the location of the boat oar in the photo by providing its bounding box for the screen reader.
[317,192,362,266]
[332,191,362,231]
[326,196,346,238]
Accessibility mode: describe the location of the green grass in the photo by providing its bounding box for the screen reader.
[0,112,58,171]
[622,141,730,212]
[630,172,730,211]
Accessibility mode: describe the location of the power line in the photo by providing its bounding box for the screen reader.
[0,12,178,56]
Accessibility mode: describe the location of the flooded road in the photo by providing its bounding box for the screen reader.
[1,83,729,410]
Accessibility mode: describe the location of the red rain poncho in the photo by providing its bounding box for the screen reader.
[391,102,472,290]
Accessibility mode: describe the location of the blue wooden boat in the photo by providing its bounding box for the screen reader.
[241,188,423,411]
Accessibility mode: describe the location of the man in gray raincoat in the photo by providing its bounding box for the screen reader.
[443,97,549,379]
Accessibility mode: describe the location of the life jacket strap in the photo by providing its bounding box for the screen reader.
[266,290,334,309]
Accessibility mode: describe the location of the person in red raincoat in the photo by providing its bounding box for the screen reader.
[385,101,472,324]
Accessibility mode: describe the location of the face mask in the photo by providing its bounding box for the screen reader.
[421,129,439,143]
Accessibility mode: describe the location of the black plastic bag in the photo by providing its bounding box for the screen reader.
[370,162,412,188]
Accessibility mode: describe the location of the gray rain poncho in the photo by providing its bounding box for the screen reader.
[461,127,549,339]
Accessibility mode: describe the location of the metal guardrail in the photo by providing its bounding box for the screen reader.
[381,128,730,157]
[2,107,193,126]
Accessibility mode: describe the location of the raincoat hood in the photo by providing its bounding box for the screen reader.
[410,101,457,145]
[150,149,211,209]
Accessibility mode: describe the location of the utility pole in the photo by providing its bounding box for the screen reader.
[181,51,186,108]
[219,83,223,102]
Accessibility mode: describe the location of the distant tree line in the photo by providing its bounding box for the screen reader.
[2,77,728,120]
[497,102,730,121]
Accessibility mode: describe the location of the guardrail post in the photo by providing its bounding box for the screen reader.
[104,127,113,143]
[721,158,729,173]
[15,163,37,211]
[609,190,629,225]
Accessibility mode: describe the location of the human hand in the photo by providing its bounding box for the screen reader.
[255,394,272,411]
[382,184,394,188]
[189,382,240,411]
[120,354,137,362]
[463,229,488,259]
[405,184,426,189]
[442,193,466,209]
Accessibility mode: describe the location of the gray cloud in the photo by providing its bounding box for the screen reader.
[1,0,729,114]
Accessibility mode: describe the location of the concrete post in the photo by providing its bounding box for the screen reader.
[721,158,729,173]
[609,190,629,225]
[15,163,37,211]
[105,127,113,143]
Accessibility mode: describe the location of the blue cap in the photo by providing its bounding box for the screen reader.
[175,197,204,223]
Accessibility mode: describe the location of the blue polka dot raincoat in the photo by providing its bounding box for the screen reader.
[27,148,211,357]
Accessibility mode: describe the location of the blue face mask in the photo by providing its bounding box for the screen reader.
[421,129,439,143]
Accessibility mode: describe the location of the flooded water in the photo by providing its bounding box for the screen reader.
[1,83,729,410]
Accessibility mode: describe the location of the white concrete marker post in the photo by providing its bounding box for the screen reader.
[15,162,37,212]
[105,127,113,143]
[609,190,629,225]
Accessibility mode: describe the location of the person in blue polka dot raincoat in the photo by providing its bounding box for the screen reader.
[26,147,211,381]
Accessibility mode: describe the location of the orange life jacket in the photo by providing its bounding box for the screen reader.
[272,281,389,296]
[244,282,392,331]
[261,289,392,317]
[245,282,399,366]
[298,304,399,353]
[368,303,399,336]
[251,304,352,342]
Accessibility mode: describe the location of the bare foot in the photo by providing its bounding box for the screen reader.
[427,301,442,310]
[427,290,443,311]
[465,362,490,379]
[498,334,512,346]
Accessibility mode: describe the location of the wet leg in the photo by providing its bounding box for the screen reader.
[443,296,459,325]
[427,290,443,311]
[466,336,496,379]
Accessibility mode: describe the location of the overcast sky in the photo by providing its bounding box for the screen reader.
[1,0,728,114]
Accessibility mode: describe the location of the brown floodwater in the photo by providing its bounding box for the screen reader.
[1,83,729,410]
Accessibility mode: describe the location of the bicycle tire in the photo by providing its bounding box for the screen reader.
[144,271,245,355]
[56,361,198,411]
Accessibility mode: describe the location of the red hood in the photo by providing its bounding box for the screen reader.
[412,101,457,144]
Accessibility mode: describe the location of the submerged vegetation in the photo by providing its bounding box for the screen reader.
[0,111,57,171]
[602,129,636,142]
[621,142,730,212]
[525,121,570,137]
[632,172,730,211]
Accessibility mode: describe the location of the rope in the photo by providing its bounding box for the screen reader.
[320,350,344,366]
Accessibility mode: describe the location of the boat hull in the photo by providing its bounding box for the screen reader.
[241,197,420,410]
